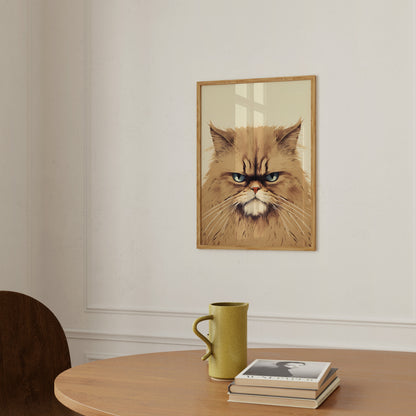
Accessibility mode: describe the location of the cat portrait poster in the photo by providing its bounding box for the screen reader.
[197,76,316,251]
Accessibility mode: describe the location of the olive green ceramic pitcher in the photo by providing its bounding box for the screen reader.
[192,302,248,380]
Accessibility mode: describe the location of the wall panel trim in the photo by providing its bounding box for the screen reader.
[66,323,416,353]
[83,307,416,328]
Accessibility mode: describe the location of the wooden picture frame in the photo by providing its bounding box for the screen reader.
[197,75,316,251]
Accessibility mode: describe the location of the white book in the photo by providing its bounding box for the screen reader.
[228,377,341,409]
[234,358,332,389]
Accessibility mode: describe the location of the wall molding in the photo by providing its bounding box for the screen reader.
[84,352,126,362]
[66,329,201,347]
[83,306,416,328]
[248,314,416,328]
[65,325,416,353]
[66,313,416,354]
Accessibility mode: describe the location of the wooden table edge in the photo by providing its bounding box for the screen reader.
[54,374,115,416]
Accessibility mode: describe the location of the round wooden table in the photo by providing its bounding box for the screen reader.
[55,348,416,416]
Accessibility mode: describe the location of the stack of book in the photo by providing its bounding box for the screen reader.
[228,359,340,409]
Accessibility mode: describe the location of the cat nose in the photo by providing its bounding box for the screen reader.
[250,181,261,194]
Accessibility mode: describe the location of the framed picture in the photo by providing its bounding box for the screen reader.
[197,75,316,251]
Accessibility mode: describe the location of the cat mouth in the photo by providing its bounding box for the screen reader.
[241,199,268,217]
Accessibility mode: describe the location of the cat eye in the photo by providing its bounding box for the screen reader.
[232,173,247,183]
[265,172,280,182]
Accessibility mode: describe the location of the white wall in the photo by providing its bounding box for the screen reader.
[2,0,415,365]
[0,0,31,293]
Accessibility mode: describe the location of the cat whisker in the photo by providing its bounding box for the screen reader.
[285,210,307,236]
[277,209,290,236]
[273,199,311,224]
[204,209,229,237]
[274,200,311,232]
[204,195,235,213]
[206,208,234,240]
[276,210,301,244]
[276,197,311,217]
[274,203,309,238]
[279,194,312,210]
[277,196,312,216]
[204,200,237,239]
[280,202,310,220]
[203,197,237,220]
[202,194,241,220]
[272,204,292,232]
[211,207,236,240]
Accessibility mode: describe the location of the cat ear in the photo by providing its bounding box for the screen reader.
[275,119,302,154]
[209,122,235,155]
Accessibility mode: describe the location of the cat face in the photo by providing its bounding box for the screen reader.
[207,121,307,219]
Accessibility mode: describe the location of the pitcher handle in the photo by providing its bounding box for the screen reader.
[192,315,214,360]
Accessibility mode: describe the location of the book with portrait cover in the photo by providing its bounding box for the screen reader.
[234,359,332,389]
[228,377,340,409]
[229,368,338,399]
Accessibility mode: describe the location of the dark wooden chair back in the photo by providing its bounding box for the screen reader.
[0,291,79,415]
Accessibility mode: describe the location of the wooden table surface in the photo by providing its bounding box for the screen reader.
[55,348,416,416]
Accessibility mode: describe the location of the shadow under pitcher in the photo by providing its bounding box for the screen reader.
[192,302,248,380]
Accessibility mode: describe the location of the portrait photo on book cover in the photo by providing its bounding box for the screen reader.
[241,359,329,380]
[197,76,316,251]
